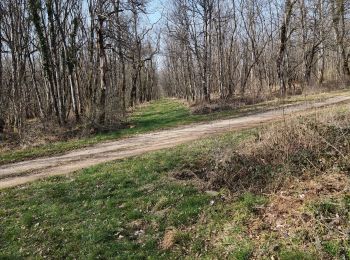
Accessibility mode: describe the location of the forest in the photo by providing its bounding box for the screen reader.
[0,0,160,133]
[0,0,349,135]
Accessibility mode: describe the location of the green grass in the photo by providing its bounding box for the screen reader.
[0,131,254,259]
[1,110,350,258]
[1,89,350,165]
[279,250,315,260]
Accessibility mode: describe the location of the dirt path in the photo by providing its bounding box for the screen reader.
[1,95,350,189]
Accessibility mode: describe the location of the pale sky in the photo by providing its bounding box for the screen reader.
[145,0,166,25]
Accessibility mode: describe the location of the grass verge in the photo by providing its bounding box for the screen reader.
[0,131,251,258]
[1,104,350,258]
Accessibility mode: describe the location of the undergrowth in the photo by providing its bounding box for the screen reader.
[177,106,350,193]
[170,105,350,258]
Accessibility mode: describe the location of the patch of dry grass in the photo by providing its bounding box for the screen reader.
[170,105,350,258]
[176,105,350,194]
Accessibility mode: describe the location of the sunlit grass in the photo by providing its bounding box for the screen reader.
[0,131,252,258]
[1,104,350,258]
[1,89,349,165]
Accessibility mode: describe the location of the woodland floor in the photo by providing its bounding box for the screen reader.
[0,94,350,189]
[0,101,350,259]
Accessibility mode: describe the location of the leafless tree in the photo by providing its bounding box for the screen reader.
[0,0,160,133]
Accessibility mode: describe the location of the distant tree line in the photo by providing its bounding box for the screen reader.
[0,0,159,133]
[162,0,350,101]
